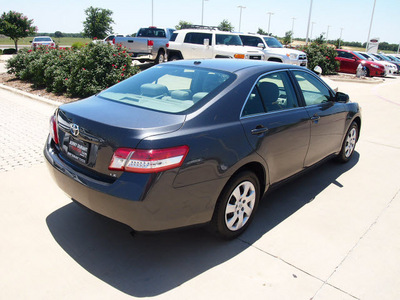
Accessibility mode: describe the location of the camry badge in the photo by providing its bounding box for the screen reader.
[70,124,80,137]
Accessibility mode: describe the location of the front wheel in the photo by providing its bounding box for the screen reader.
[336,121,358,163]
[210,171,260,239]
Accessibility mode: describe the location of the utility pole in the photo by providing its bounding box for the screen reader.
[267,12,274,35]
[366,0,377,51]
[326,25,331,41]
[201,0,209,26]
[151,0,154,26]
[238,5,246,32]
[339,27,344,48]
[310,22,316,41]
[305,0,313,45]
[291,17,296,44]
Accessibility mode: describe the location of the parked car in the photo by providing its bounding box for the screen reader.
[113,27,175,64]
[356,51,398,75]
[92,34,129,44]
[31,36,55,49]
[45,59,361,239]
[239,33,307,66]
[335,49,385,77]
[374,53,400,72]
[167,27,264,61]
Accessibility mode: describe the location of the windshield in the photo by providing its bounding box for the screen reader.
[216,34,242,46]
[353,52,366,60]
[33,37,52,42]
[98,65,233,113]
[371,53,384,61]
[357,52,371,60]
[263,37,283,48]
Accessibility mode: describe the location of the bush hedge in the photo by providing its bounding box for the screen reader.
[300,42,339,75]
[0,49,2,55]
[3,48,17,55]
[7,43,139,98]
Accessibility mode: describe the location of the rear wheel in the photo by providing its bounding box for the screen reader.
[336,121,358,163]
[155,50,165,64]
[169,55,180,61]
[210,171,260,239]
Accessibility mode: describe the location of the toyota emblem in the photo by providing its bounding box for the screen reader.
[70,124,80,136]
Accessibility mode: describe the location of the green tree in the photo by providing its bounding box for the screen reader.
[314,33,325,45]
[218,19,234,32]
[54,31,63,38]
[83,6,114,39]
[282,31,293,45]
[257,28,268,35]
[0,11,36,52]
[175,20,193,30]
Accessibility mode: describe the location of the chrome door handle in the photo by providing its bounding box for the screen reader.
[251,126,269,135]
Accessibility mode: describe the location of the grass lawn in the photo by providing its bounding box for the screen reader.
[0,37,92,47]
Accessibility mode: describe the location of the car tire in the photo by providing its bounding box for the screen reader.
[210,171,260,239]
[155,50,165,65]
[169,55,180,61]
[336,121,358,163]
[363,67,370,77]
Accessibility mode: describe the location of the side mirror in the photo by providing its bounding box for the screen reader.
[335,91,349,103]
[257,43,265,49]
[203,39,210,46]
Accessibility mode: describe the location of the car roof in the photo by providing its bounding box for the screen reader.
[163,59,305,74]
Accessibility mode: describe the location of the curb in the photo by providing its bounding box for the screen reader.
[0,83,60,107]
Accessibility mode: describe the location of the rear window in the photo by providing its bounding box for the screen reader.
[98,65,233,113]
[137,28,166,38]
[33,37,52,42]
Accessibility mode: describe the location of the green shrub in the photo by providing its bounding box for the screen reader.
[71,42,85,50]
[7,43,139,98]
[300,42,339,75]
[0,49,3,55]
[3,48,17,55]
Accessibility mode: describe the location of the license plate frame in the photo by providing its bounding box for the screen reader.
[67,137,90,164]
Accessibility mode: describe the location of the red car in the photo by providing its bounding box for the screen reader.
[335,49,385,77]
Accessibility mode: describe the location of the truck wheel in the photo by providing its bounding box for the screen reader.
[169,55,181,61]
[155,50,165,64]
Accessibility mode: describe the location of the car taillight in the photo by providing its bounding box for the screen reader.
[49,115,59,145]
[147,40,154,47]
[109,146,189,173]
[166,43,169,48]
[113,38,116,44]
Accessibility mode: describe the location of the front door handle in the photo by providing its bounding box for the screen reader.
[310,114,320,121]
[251,126,269,135]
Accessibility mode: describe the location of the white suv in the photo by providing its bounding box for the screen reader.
[167,29,264,61]
[239,34,307,67]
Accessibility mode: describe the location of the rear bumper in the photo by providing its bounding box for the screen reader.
[44,137,222,231]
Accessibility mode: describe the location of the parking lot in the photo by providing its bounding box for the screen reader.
[0,68,399,299]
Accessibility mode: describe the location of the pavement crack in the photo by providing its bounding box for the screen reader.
[311,187,400,300]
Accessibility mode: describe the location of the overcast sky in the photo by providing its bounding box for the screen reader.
[1,0,399,44]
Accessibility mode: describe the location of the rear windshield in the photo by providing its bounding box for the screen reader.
[137,28,166,38]
[98,65,233,113]
[263,37,283,48]
[33,37,52,42]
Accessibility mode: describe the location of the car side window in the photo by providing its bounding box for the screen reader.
[292,71,332,106]
[184,32,212,45]
[242,71,299,117]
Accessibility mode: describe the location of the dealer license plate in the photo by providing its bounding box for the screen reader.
[67,137,90,164]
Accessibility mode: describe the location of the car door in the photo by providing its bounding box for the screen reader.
[182,32,213,59]
[291,70,347,167]
[240,70,311,184]
[336,51,357,73]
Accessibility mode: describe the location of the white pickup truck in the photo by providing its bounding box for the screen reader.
[113,27,175,64]
[239,34,308,67]
[167,28,264,61]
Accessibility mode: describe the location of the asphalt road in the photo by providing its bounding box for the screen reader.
[0,72,399,299]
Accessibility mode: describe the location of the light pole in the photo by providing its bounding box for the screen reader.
[291,17,296,44]
[326,25,331,41]
[305,0,313,44]
[366,0,377,51]
[238,5,246,32]
[151,0,154,26]
[310,22,316,41]
[267,12,274,35]
[339,27,344,48]
[201,0,209,26]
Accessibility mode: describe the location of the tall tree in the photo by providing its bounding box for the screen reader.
[282,31,293,45]
[83,6,114,39]
[0,11,36,52]
[257,28,268,35]
[175,20,193,30]
[218,19,234,32]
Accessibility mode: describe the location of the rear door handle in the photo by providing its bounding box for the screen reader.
[251,126,269,135]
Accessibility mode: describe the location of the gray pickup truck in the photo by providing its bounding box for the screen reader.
[113,27,175,64]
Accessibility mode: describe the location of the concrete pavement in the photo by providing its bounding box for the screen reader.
[0,74,399,299]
